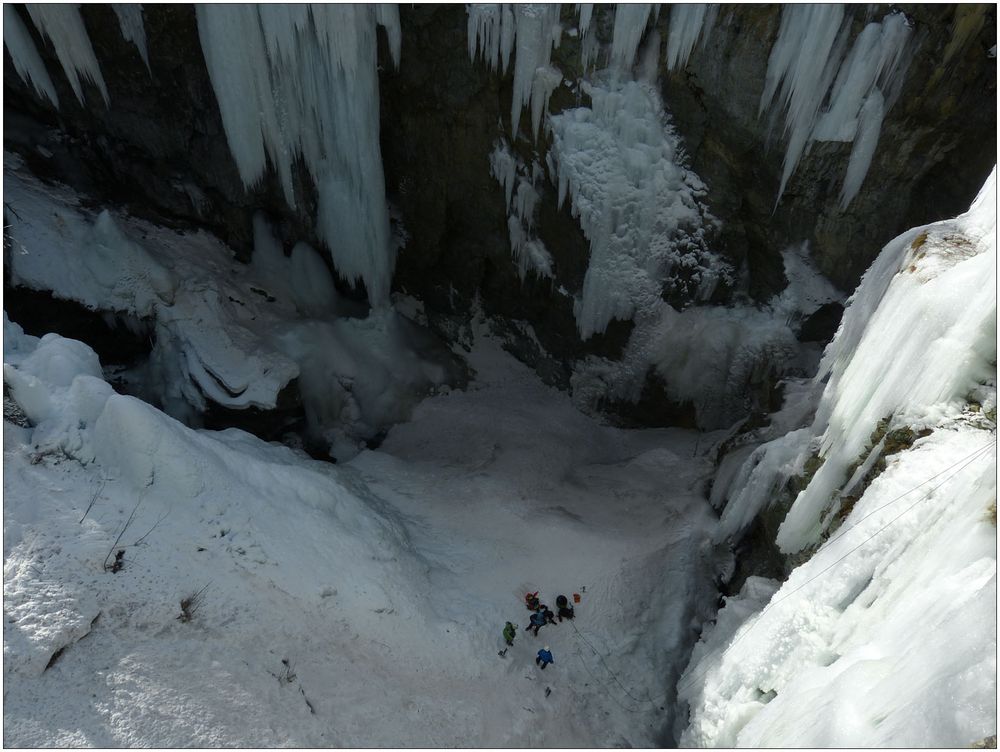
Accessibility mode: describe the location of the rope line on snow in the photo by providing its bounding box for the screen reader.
[677,437,996,695]
[571,645,646,714]
[569,620,670,711]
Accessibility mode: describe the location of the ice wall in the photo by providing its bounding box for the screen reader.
[761,7,914,207]
[547,78,727,339]
[195,5,400,306]
[680,169,998,745]
[778,167,997,551]
[681,168,997,745]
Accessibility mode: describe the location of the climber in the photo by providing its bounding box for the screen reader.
[541,605,557,626]
[503,621,517,647]
[525,591,540,610]
[556,594,575,621]
[536,646,554,670]
[525,608,547,636]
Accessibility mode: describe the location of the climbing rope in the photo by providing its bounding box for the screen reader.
[569,620,671,712]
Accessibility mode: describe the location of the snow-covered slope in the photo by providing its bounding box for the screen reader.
[678,169,997,747]
[4,312,725,746]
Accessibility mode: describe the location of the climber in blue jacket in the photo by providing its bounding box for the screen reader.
[536,646,554,670]
[525,609,547,636]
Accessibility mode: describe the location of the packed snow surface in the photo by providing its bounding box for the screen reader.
[680,169,997,746]
[4,311,725,746]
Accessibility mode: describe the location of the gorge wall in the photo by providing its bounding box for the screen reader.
[3,3,996,435]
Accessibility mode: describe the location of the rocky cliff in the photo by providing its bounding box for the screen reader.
[3,3,996,433]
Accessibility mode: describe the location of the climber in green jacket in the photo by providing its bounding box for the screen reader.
[503,621,517,646]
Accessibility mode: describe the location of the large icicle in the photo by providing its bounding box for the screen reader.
[610,4,657,70]
[195,5,399,306]
[3,5,59,107]
[112,4,150,71]
[468,4,563,139]
[816,11,913,207]
[759,4,847,202]
[489,141,554,280]
[665,4,718,71]
[839,90,884,208]
[761,7,914,207]
[25,4,108,106]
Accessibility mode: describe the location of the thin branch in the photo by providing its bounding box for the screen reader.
[103,496,143,571]
[79,480,106,524]
[129,508,170,547]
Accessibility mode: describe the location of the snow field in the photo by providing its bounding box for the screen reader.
[4,309,727,746]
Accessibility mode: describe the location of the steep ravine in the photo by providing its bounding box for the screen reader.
[3,3,996,435]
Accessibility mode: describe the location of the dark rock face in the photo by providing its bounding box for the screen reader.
[3,3,995,429]
[797,302,845,344]
[658,4,997,294]
[378,5,638,389]
[3,286,153,367]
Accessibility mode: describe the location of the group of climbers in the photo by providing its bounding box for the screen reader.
[500,591,578,672]
[524,591,575,634]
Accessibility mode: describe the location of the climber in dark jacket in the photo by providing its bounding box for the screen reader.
[536,646,554,670]
[541,605,557,625]
[525,609,547,636]
[556,594,575,621]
